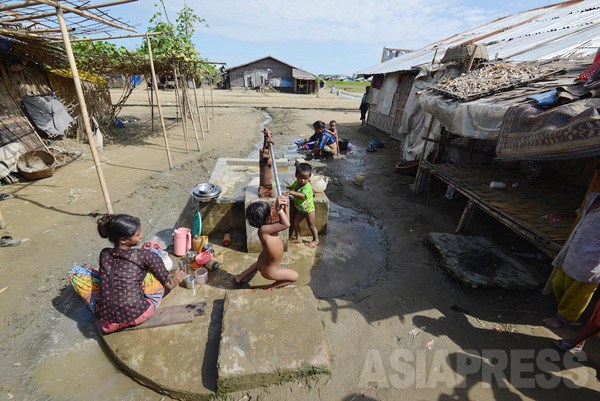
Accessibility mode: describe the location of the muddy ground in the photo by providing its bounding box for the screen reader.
[1,87,599,401]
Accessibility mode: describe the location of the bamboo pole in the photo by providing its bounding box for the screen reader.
[56,5,113,214]
[33,0,136,32]
[172,64,180,125]
[201,80,210,133]
[413,114,436,195]
[146,79,154,132]
[146,35,173,169]
[183,77,201,151]
[176,73,189,153]
[192,77,205,139]
[210,77,215,122]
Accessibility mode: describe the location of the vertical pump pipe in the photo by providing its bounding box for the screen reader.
[268,145,281,196]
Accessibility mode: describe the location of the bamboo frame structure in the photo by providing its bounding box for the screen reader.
[32,0,136,32]
[5,0,136,22]
[55,4,113,213]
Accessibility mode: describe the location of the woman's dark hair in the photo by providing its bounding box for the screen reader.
[246,202,271,228]
[312,120,325,130]
[296,162,312,176]
[97,214,141,245]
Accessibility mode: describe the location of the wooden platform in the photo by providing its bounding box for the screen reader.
[421,162,585,257]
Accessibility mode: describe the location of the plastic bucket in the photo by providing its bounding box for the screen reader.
[338,139,349,151]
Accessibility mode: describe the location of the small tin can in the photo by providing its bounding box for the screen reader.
[205,260,220,271]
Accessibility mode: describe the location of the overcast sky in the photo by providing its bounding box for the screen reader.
[108,0,561,75]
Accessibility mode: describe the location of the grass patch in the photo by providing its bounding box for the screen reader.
[325,80,369,93]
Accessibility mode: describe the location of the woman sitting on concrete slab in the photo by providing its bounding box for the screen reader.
[67,214,184,333]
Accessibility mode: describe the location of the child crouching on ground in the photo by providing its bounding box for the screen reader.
[284,162,319,247]
[235,195,299,289]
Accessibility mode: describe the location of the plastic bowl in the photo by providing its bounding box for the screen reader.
[194,250,212,266]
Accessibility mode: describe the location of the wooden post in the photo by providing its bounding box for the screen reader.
[210,77,215,122]
[183,76,201,151]
[173,66,189,153]
[56,5,113,214]
[146,79,154,132]
[146,35,173,169]
[173,64,180,125]
[456,199,477,233]
[180,77,189,153]
[192,77,205,139]
[201,79,210,133]
[413,114,435,195]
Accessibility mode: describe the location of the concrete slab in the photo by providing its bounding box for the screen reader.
[217,286,330,393]
[426,232,544,290]
[101,281,228,401]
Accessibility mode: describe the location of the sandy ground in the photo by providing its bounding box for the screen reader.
[1,87,599,401]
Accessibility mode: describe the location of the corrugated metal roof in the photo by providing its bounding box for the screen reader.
[357,0,600,75]
[226,55,301,72]
[292,68,316,80]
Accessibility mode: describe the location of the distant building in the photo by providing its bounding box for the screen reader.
[224,56,317,94]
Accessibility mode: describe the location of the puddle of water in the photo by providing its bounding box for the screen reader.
[309,202,385,298]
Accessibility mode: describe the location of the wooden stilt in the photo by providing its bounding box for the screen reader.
[146,35,173,169]
[183,76,201,151]
[56,5,113,214]
[201,80,210,133]
[456,199,477,233]
[192,77,205,139]
[0,210,5,229]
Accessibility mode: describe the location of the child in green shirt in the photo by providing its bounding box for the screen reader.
[284,163,319,247]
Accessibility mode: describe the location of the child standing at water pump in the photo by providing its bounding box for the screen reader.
[235,195,299,289]
[284,163,319,247]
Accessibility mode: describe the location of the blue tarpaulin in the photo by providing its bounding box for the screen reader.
[130,75,142,86]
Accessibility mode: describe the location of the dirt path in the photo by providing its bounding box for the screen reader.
[0,88,599,400]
